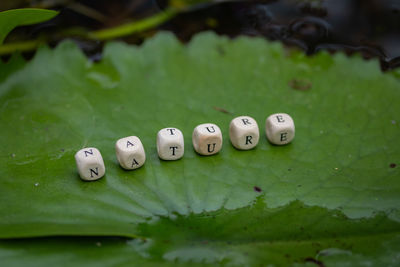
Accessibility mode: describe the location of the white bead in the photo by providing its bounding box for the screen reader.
[157,128,184,160]
[265,113,295,145]
[74,147,105,181]
[192,123,223,155]
[115,136,146,170]
[229,116,259,150]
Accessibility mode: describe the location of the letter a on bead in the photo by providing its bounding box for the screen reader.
[126,141,134,148]
[115,136,146,170]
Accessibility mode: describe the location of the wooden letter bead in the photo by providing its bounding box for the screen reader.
[229,116,259,150]
[192,123,223,155]
[75,147,105,181]
[265,113,295,145]
[157,128,184,160]
[115,136,146,170]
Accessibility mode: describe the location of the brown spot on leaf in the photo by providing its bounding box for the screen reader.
[213,106,232,114]
[390,163,396,168]
[254,186,262,192]
[305,257,325,267]
[216,45,225,56]
[289,78,312,91]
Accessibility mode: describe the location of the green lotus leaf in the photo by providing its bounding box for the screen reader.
[0,32,399,266]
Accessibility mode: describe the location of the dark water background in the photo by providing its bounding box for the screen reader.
[1,0,400,70]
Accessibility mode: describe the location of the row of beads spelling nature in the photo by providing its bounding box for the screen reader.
[75,113,295,181]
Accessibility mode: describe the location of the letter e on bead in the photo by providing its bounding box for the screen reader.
[276,115,285,123]
[280,132,287,141]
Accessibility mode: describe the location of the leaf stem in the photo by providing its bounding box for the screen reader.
[0,8,178,55]
[88,8,178,41]
[0,39,44,55]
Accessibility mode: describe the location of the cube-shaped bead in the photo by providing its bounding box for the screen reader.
[265,113,295,145]
[75,147,105,181]
[157,127,184,160]
[115,136,146,170]
[229,116,259,150]
[192,123,223,155]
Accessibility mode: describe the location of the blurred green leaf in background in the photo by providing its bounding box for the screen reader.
[0,8,58,44]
